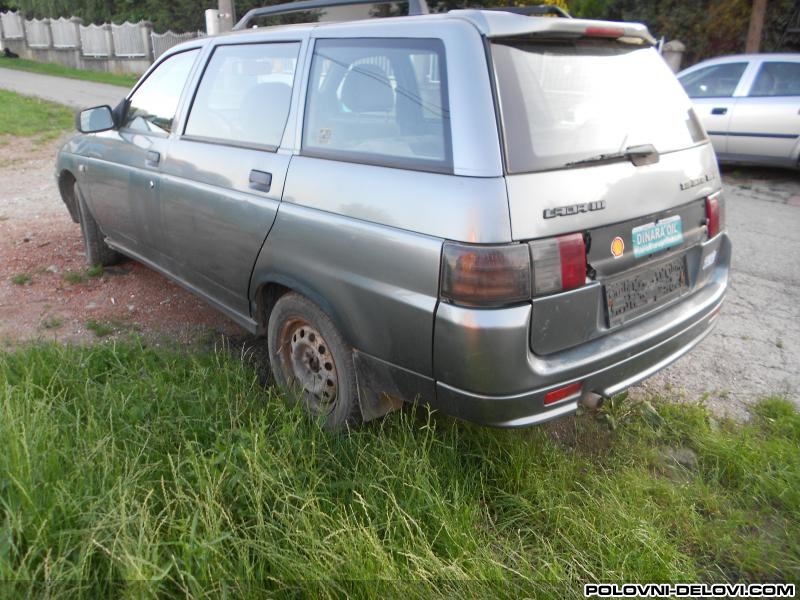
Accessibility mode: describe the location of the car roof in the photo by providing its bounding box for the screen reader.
[161,9,655,58]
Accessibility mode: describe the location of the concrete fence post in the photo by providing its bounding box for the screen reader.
[103,22,114,57]
[71,16,83,52]
[662,40,686,73]
[43,18,53,49]
[139,20,154,61]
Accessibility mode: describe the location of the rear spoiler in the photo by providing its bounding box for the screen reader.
[451,9,656,45]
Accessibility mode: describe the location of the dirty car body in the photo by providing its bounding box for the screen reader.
[56,7,730,429]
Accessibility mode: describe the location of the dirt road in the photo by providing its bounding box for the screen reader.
[1,137,798,417]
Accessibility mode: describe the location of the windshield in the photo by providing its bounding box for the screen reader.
[491,39,706,174]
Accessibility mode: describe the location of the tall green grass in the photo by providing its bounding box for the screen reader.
[0,341,798,598]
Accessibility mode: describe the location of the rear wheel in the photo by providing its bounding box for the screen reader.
[75,183,120,267]
[267,293,360,431]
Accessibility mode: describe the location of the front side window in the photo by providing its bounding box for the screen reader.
[749,61,800,97]
[123,49,199,134]
[185,42,300,148]
[303,38,451,172]
[678,62,747,98]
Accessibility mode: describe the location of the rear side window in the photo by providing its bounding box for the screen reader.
[679,62,747,98]
[124,49,199,134]
[749,61,800,97]
[185,42,300,148]
[302,38,451,172]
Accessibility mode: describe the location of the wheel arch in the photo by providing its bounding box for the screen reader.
[251,275,348,343]
[57,169,80,223]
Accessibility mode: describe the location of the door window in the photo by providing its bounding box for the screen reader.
[678,62,747,98]
[302,38,451,172]
[123,49,199,134]
[749,62,800,97]
[185,42,301,148]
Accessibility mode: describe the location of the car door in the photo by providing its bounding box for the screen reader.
[157,40,302,317]
[726,59,800,166]
[678,61,750,155]
[83,49,200,254]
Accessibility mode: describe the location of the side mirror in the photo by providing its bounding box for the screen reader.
[76,105,115,133]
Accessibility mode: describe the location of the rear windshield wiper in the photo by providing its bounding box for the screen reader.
[564,144,659,168]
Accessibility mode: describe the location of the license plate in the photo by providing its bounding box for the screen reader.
[631,215,683,258]
[605,256,688,327]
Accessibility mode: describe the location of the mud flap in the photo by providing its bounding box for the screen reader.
[353,350,435,422]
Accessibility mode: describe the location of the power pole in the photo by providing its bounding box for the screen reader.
[218,0,236,31]
[745,0,768,53]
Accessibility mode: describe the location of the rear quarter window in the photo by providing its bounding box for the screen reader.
[302,38,452,173]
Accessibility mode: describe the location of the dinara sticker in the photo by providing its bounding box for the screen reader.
[631,215,683,258]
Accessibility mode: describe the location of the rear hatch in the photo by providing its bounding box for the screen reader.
[490,29,722,354]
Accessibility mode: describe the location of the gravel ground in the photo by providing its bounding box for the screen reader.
[0,136,798,417]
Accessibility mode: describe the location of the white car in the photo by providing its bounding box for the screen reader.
[678,53,800,169]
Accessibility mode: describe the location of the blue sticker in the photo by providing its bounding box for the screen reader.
[631,215,683,258]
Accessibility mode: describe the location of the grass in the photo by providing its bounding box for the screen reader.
[63,265,103,285]
[0,56,139,88]
[0,89,74,142]
[40,316,63,330]
[84,319,113,337]
[0,341,798,598]
[9,274,31,286]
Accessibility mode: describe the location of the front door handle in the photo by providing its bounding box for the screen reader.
[249,169,272,193]
[711,107,728,115]
[146,150,161,167]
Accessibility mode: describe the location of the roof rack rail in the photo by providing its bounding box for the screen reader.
[483,4,571,18]
[234,0,430,30]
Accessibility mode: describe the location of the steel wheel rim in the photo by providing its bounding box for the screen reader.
[278,316,338,415]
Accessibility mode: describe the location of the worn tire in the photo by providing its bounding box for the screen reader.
[75,183,120,267]
[267,292,360,431]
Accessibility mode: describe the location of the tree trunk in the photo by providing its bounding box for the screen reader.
[745,0,768,53]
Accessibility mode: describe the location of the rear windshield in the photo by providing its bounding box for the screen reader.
[491,39,706,174]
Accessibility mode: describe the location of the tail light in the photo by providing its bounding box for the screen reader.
[705,192,724,239]
[530,233,587,296]
[440,242,531,307]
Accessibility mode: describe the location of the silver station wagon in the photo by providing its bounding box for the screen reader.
[56,1,731,430]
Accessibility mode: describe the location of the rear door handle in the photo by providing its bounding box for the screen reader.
[249,169,272,193]
[711,107,728,115]
[146,150,160,166]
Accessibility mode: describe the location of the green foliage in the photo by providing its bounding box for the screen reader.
[0,341,798,596]
[0,89,72,140]
[569,0,799,66]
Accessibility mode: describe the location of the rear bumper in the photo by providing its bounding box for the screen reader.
[430,233,731,427]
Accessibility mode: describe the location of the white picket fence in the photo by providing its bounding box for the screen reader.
[24,17,51,48]
[111,21,147,57]
[0,11,23,39]
[1,10,203,62]
[152,30,204,59]
[50,17,80,49]
[79,23,111,57]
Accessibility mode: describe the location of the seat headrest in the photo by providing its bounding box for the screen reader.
[340,63,394,113]
[240,82,292,145]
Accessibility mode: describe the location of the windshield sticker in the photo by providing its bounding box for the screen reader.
[632,215,683,258]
